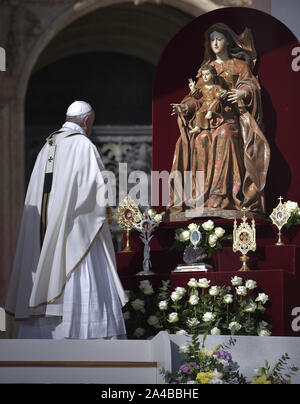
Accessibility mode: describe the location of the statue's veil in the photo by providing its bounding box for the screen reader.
[200,23,257,71]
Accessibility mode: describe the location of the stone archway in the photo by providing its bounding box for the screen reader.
[1,0,259,337]
[1,0,220,337]
[19,0,218,101]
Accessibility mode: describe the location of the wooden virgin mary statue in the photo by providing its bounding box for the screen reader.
[169,23,270,220]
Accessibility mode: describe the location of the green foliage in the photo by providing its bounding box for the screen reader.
[169,221,232,258]
[123,277,272,339]
[163,334,298,384]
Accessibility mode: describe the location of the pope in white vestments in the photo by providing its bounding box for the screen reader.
[5,101,128,339]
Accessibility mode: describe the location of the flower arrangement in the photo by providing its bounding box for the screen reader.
[122,279,167,339]
[170,221,231,258]
[165,334,246,384]
[123,277,272,339]
[164,334,298,384]
[284,200,300,228]
[157,276,271,337]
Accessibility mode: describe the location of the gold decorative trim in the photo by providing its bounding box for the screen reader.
[28,223,104,311]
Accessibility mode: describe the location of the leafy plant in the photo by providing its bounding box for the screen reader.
[123,277,272,339]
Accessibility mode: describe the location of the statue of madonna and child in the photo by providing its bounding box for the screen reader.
[168,23,270,223]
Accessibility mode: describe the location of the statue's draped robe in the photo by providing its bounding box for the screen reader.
[5,127,128,339]
[169,58,270,214]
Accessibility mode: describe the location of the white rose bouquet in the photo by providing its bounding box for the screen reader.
[122,279,168,339]
[284,200,300,228]
[124,278,272,339]
[156,277,272,337]
[170,221,231,258]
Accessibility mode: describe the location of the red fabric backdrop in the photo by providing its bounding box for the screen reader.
[152,7,300,215]
[116,8,300,337]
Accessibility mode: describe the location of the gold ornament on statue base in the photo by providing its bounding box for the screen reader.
[116,195,141,252]
[233,207,256,271]
[269,196,290,246]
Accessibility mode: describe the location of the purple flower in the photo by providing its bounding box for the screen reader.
[214,350,232,362]
[179,362,200,374]
[179,364,193,374]
[222,352,232,362]
[189,362,200,370]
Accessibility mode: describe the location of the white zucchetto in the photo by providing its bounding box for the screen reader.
[66,100,92,117]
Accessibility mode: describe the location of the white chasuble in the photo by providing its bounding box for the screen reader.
[5,128,128,335]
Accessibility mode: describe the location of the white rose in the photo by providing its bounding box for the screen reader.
[171,291,183,302]
[168,312,179,323]
[175,286,186,296]
[139,280,152,289]
[244,302,257,313]
[153,213,163,223]
[187,278,199,288]
[210,378,225,385]
[213,370,223,379]
[215,227,225,238]
[258,329,271,337]
[208,234,218,247]
[202,220,214,231]
[245,280,257,290]
[131,298,145,311]
[189,295,199,305]
[188,223,198,232]
[178,343,190,353]
[256,293,269,305]
[123,311,130,320]
[176,329,188,336]
[186,317,200,328]
[139,280,154,295]
[147,315,159,327]
[284,200,298,214]
[179,230,190,242]
[211,327,221,335]
[203,312,216,322]
[236,286,247,296]
[231,276,243,286]
[223,294,233,304]
[147,208,156,218]
[209,286,220,296]
[228,321,242,331]
[143,286,154,295]
[158,300,168,311]
[133,328,145,338]
[198,278,211,288]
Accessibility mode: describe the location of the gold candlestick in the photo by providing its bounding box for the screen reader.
[269,196,290,246]
[233,207,256,271]
[116,195,141,252]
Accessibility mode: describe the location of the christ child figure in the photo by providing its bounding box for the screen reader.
[189,65,226,135]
